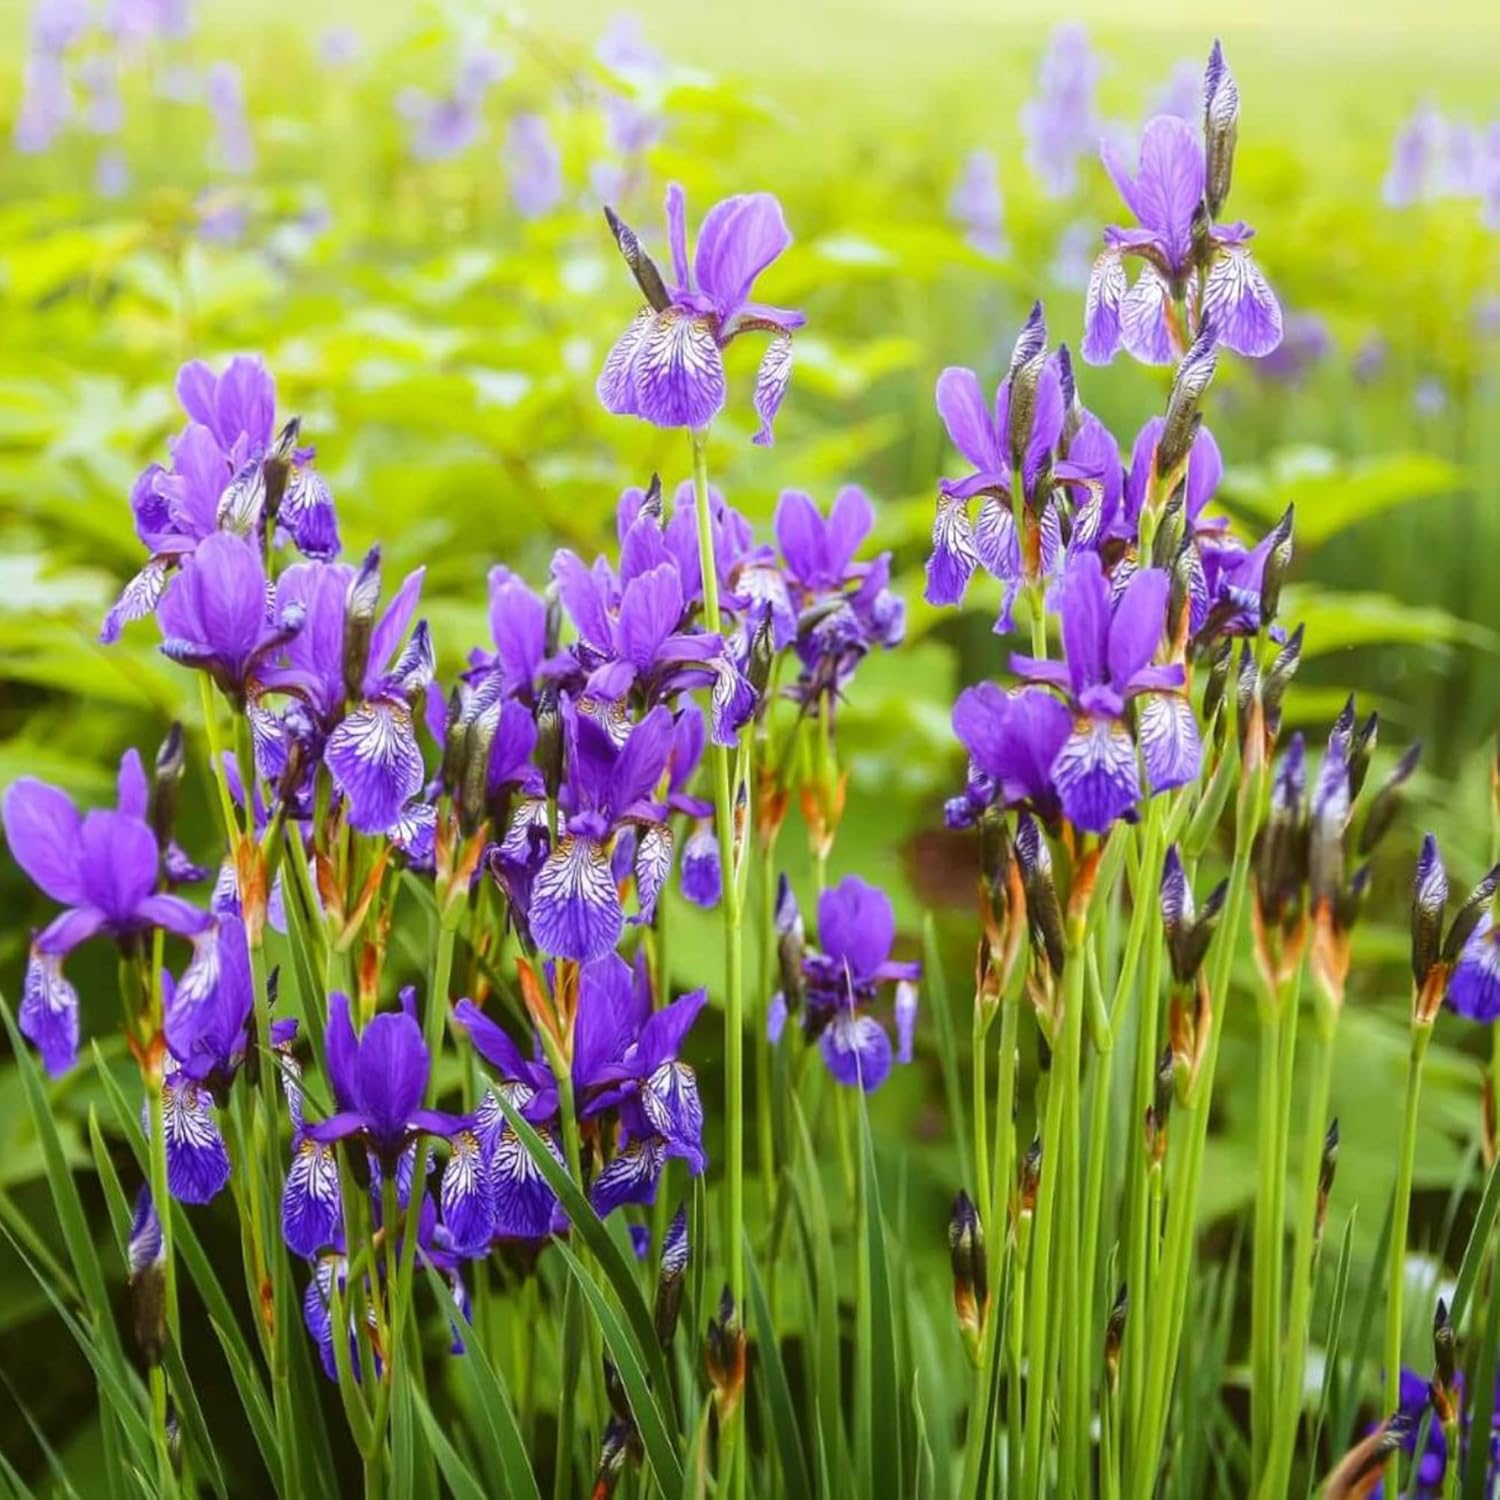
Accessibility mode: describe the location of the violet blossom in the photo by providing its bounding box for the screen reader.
[598,183,805,443]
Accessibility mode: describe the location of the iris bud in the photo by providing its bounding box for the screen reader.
[342,546,381,705]
[1259,506,1295,630]
[603,205,671,312]
[1203,41,1240,219]
[654,1205,689,1349]
[149,721,187,849]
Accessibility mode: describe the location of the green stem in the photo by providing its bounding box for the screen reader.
[424,925,457,1107]
[1250,1004,1280,1478]
[1130,763,1263,1497]
[690,427,747,1314]
[1261,1021,1338,1496]
[972,1011,992,1233]
[1381,1021,1432,1496]
[144,1060,177,1495]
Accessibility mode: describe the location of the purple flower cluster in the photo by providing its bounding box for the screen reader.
[1384,100,1500,228]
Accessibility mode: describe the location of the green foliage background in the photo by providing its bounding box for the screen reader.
[1,0,1498,1487]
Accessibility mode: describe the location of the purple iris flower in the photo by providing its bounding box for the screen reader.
[1383,102,1446,208]
[1011,551,1193,832]
[950,683,1072,828]
[205,62,254,174]
[303,991,465,1168]
[1448,913,1500,1022]
[103,356,339,643]
[774,486,905,703]
[1083,46,1283,367]
[453,955,708,1234]
[263,549,432,834]
[925,309,1117,629]
[598,183,805,444]
[949,149,1005,257]
[529,702,674,961]
[505,113,563,220]
[484,564,550,700]
[1021,23,1104,198]
[4,750,212,1074]
[157,531,305,704]
[770,877,921,1092]
[551,507,750,746]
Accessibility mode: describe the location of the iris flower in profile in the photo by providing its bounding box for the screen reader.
[598,183,805,443]
[4,750,212,1074]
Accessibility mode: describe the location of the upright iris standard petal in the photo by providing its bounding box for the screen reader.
[818,877,895,982]
[694,193,792,320]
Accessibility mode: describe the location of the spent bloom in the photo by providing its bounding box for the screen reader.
[598,183,804,443]
[1084,41,1283,366]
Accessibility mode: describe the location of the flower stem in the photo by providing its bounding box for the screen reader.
[1130,760,1263,1496]
[689,426,746,1313]
[1262,1019,1337,1496]
[1382,1020,1432,1495]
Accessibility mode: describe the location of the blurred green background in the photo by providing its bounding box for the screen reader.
[1,0,1498,1484]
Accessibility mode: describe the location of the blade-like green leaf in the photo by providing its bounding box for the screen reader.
[855,1087,901,1493]
[488,1089,676,1406]
[551,1239,685,1496]
[743,1234,812,1497]
[412,1387,490,1500]
[923,913,972,1196]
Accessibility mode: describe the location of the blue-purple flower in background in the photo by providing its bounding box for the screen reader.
[598,183,804,443]
[1021,22,1105,198]
[770,876,920,1092]
[949,149,1006,257]
[3,750,212,1074]
[505,112,563,220]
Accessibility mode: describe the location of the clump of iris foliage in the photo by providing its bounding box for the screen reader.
[3,7,1500,1500]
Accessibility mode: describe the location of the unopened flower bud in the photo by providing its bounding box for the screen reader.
[216,459,266,536]
[534,685,564,803]
[439,684,467,790]
[1016,813,1064,976]
[1104,1282,1128,1391]
[654,1205,689,1349]
[1017,1136,1042,1221]
[639,471,664,522]
[1410,835,1448,990]
[149,721,187,849]
[1261,624,1304,742]
[1431,1298,1458,1425]
[342,546,381,704]
[1005,302,1049,483]
[1439,865,1500,965]
[1235,642,1260,762]
[1349,711,1379,801]
[775,874,806,1017]
[949,1190,988,1360]
[1308,747,1351,911]
[1201,638,1233,728]
[1203,41,1239,219]
[263,415,301,522]
[128,1187,166,1368]
[459,689,503,838]
[1160,328,1218,477]
[603,205,671,312]
[1259,506,1295,631]
[1358,743,1421,856]
[592,1414,635,1499]
[705,1285,746,1423]
[1316,1117,1339,1243]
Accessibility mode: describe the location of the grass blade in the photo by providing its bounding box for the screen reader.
[923,914,972,1195]
[412,1387,489,1500]
[743,1234,812,1497]
[855,1087,901,1493]
[551,1239,685,1495]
